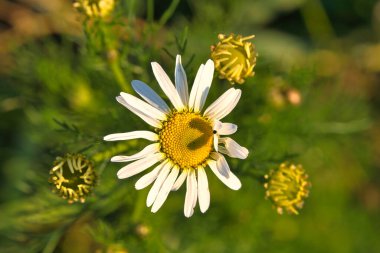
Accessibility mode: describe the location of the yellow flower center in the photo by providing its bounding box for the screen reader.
[158,112,213,169]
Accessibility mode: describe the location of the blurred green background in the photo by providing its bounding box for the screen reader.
[1,0,380,252]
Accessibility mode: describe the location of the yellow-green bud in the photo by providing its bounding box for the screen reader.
[211,33,257,84]
[264,163,310,215]
[49,154,97,203]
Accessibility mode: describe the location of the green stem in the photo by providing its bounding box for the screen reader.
[98,20,131,92]
[300,0,335,46]
[131,190,146,223]
[42,228,64,253]
[110,59,131,92]
[147,0,154,23]
[158,0,180,27]
[128,0,136,21]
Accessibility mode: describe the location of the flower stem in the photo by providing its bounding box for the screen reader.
[97,20,131,92]
[109,58,131,92]
[158,0,180,27]
[147,0,154,23]
[131,190,146,223]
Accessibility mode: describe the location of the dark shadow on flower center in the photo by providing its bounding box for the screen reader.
[187,118,212,150]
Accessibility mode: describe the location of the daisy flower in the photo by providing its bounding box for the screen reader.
[104,55,249,217]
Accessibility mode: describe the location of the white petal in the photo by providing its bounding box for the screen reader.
[208,159,242,190]
[213,134,219,152]
[213,121,237,135]
[184,170,197,217]
[215,90,241,120]
[104,131,158,141]
[120,92,166,120]
[204,88,235,117]
[131,80,170,113]
[188,64,204,110]
[213,120,222,131]
[116,96,161,128]
[217,146,230,157]
[175,55,189,105]
[191,171,198,209]
[220,137,249,159]
[151,62,184,110]
[171,169,188,191]
[146,162,172,207]
[111,143,160,162]
[197,167,210,213]
[117,153,163,179]
[151,166,180,213]
[210,152,230,178]
[188,59,214,112]
[184,175,192,216]
[135,161,166,190]
[204,89,241,120]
